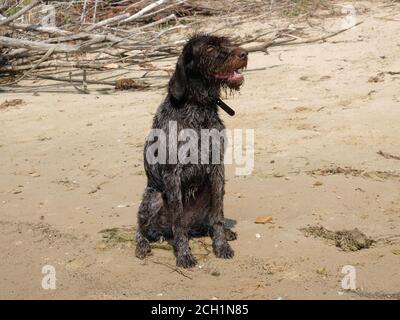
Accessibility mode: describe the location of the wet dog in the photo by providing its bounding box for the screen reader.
[135,34,248,268]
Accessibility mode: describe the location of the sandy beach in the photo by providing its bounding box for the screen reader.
[1,0,399,299]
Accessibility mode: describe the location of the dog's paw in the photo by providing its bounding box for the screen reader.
[224,228,237,241]
[176,252,197,268]
[135,241,152,259]
[214,243,234,259]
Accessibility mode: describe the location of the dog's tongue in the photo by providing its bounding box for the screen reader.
[228,71,244,82]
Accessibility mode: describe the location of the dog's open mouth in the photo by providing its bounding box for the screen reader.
[213,68,244,86]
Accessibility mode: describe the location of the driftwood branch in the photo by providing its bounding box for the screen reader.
[9,47,55,84]
[377,150,400,161]
[122,0,167,24]
[85,0,167,30]
[283,21,364,46]
[7,22,71,36]
[245,21,363,53]
[85,12,130,31]
[0,35,80,53]
[0,0,41,26]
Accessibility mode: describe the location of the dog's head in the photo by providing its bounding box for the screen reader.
[169,34,248,102]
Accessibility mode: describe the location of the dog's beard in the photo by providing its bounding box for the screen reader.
[219,77,244,93]
[219,82,242,99]
[223,79,244,91]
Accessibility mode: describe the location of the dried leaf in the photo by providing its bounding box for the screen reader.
[255,216,273,224]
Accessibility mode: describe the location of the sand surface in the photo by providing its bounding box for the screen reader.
[1,1,400,299]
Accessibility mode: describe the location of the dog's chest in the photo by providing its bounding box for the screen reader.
[181,103,225,131]
[178,104,226,160]
[176,104,225,193]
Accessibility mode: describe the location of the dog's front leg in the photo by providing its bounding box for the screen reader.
[164,173,197,268]
[210,165,234,259]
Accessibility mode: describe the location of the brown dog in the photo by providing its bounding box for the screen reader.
[135,34,248,268]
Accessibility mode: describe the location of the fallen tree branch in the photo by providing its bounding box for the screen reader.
[122,0,167,24]
[85,12,130,31]
[0,59,105,72]
[152,260,192,279]
[35,74,152,88]
[11,46,55,84]
[377,150,400,161]
[245,22,363,53]
[7,22,72,36]
[245,37,296,53]
[85,0,167,31]
[139,0,186,20]
[282,21,364,46]
[0,0,41,26]
[0,35,80,53]
[140,13,176,30]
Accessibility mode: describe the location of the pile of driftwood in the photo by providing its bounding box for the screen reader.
[0,0,360,92]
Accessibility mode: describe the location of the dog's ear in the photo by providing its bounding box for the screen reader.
[168,56,188,102]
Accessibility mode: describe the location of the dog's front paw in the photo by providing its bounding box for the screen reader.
[224,228,237,241]
[214,242,234,259]
[135,241,152,259]
[176,251,197,268]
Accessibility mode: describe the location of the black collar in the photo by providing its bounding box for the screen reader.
[170,94,236,116]
[217,98,235,116]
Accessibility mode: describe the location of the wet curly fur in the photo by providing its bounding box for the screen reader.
[135,34,248,268]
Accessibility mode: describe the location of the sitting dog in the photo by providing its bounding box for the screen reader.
[135,34,248,268]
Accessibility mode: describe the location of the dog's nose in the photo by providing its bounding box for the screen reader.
[238,49,248,60]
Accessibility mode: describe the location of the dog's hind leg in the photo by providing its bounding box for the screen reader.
[135,187,163,259]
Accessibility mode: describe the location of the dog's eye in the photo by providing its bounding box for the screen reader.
[207,45,215,53]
